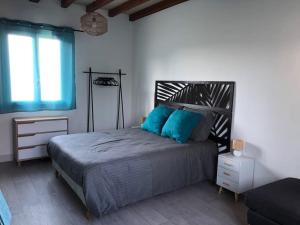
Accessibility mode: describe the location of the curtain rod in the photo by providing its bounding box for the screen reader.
[0,17,83,33]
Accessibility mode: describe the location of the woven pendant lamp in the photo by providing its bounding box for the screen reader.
[80,12,108,36]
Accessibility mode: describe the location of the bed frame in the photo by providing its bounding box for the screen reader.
[54,80,235,219]
[155,81,235,153]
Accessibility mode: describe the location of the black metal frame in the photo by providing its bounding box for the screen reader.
[83,67,126,132]
[154,80,235,153]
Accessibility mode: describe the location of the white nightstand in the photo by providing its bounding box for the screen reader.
[217,152,254,201]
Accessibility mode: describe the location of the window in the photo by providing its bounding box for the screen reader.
[8,34,35,102]
[38,37,62,102]
[0,18,75,113]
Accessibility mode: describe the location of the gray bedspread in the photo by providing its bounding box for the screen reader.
[48,128,217,217]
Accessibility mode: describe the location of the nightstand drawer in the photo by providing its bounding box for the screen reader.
[217,176,238,193]
[217,167,239,183]
[219,156,240,171]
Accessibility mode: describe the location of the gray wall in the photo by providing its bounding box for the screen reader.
[132,0,300,187]
[0,0,134,161]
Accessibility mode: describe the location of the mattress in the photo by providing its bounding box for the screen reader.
[48,128,217,216]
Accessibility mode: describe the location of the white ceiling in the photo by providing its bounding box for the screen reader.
[75,0,162,14]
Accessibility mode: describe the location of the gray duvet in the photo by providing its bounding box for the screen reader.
[48,128,217,217]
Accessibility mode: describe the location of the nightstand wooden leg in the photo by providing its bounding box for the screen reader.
[235,193,239,202]
[218,186,223,194]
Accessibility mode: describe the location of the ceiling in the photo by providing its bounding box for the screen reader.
[57,0,189,21]
[76,0,162,14]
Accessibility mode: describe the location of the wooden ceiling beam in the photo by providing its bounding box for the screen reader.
[61,0,76,8]
[109,0,150,17]
[86,0,114,12]
[129,0,189,21]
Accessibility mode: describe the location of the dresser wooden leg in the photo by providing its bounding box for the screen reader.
[218,186,223,194]
[235,193,239,202]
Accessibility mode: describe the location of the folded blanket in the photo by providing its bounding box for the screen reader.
[0,191,11,225]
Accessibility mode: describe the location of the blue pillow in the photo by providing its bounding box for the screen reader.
[161,110,203,143]
[141,106,174,135]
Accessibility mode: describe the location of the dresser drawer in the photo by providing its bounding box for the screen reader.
[217,167,239,183]
[217,176,238,193]
[17,120,67,135]
[18,146,48,161]
[218,156,240,171]
[17,131,67,148]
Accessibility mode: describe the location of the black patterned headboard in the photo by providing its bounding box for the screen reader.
[154,81,235,153]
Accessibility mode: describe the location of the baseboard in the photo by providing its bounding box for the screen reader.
[0,154,13,163]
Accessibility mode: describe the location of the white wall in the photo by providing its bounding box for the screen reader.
[0,0,134,161]
[132,0,300,187]
[2,0,300,188]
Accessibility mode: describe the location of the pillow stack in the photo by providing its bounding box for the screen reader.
[184,107,215,142]
[161,110,202,143]
[141,106,174,135]
[141,105,215,144]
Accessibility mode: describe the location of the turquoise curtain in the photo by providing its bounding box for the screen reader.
[0,190,11,225]
[0,18,76,113]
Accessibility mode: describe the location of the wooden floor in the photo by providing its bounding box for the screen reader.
[0,160,248,225]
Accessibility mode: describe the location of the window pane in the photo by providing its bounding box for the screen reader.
[38,38,61,101]
[8,34,35,102]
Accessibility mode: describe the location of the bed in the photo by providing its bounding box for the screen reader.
[47,81,235,217]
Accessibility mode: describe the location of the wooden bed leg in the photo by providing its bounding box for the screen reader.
[85,210,91,220]
[235,193,239,202]
[218,186,223,194]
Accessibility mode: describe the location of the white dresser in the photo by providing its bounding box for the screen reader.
[13,116,68,166]
[217,152,254,201]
